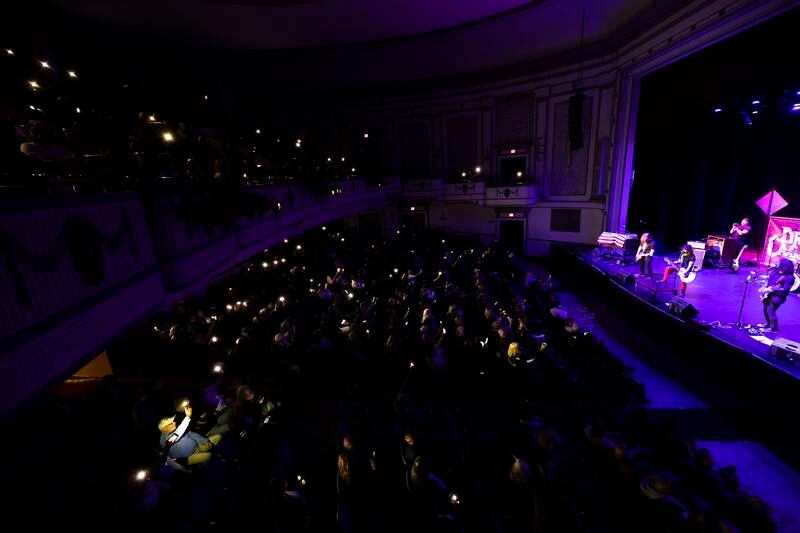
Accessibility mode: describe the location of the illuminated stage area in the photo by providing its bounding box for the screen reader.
[572,248,800,379]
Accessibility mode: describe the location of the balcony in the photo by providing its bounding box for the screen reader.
[400,178,444,200]
[0,176,400,414]
[444,181,487,204]
[485,183,540,207]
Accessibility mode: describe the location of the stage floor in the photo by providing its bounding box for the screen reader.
[580,249,800,379]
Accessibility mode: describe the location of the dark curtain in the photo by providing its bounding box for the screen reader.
[627,8,800,252]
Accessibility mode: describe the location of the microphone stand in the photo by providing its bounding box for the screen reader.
[734,271,756,329]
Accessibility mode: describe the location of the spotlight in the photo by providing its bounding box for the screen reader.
[351,167,356,172]
[262,261,268,268]
[278,296,285,303]
[474,166,481,174]
[510,148,516,154]
[67,70,77,79]
[341,157,345,162]
[4,49,13,55]
[461,172,466,177]
[516,171,523,177]
[714,108,723,113]
[752,110,759,115]
[212,363,223,373]
[28,80,40,90]
[295,141,301,148]
[203,94,208,100]
[284,238,289,243]
[162,131,174,142]
[135,470,148,482]
[509,213,515,218]
[752,100,760,105]
[75,107,81,114]
[255,129,261,134]
[740,111,753,126]
[321,226,326,231]
[39,60,51,69]
[410,206,415,211]
[363,132,369,138]
[296,244,302,250]
[327,157,331,162]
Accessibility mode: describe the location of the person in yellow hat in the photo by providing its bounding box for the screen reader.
[158,404,221,467]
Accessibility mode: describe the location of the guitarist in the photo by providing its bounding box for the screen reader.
[759,258,795,333]
[635,233,656,278]
[660,245,696,297]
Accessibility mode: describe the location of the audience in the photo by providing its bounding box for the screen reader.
[1,227,777,531]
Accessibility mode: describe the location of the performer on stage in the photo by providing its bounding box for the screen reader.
[661,245,696,297]
[758,258,795,333]
[635,233,655,278]
[729,217,752,269]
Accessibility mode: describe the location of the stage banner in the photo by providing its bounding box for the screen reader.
[762,216,800,265]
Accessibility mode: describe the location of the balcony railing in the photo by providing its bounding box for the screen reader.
[0,176,400,414]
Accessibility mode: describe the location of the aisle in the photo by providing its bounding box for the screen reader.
[550,273,800,531]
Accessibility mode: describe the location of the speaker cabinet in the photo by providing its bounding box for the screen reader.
[568,92,585,150]
[667,297,698,319]
[770,338,800,365]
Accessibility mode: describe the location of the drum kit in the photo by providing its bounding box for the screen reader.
[758,251,800,292]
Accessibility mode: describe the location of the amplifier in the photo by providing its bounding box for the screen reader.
[770,338,800,365]
[687,241,706,271]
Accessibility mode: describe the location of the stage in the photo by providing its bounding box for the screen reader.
[562,247,800,382]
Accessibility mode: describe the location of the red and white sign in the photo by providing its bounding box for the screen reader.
[762,216,800,264]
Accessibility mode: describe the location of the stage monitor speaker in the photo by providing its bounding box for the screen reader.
[770,338,800,365]
[568,92,585,150]
[667,297,698,319]
[614,271,635,287]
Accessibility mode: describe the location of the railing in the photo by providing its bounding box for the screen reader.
[0,177,400,414]
[400,178,445,200]
[444,181,487,204]
[485,184,540,206]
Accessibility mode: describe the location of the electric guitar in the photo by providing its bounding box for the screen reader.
[663,258,696,283]
[759,284,774,300]
[732,245,748,272]
[635,247,653,262]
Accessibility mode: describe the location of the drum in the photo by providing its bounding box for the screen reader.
[787,256,800,292]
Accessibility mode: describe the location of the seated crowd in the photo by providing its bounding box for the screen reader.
[3,227,777,532]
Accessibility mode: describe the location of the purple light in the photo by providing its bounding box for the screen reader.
[714,108,723,113]
[752,100,760,105]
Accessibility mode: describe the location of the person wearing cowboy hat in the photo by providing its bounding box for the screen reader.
[158,404,221,467]
[640,473,689,527]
